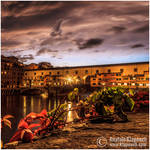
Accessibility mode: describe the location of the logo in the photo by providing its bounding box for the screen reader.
[97,137,107,147]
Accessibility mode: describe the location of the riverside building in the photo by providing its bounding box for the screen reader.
[23,62,149,88]
[1,55,24,89]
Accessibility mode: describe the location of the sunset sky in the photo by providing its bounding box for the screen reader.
[1,1,149,67]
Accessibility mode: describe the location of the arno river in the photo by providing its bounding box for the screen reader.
[1,94,66,144]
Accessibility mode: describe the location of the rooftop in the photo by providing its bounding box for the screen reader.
[25,61,149,71]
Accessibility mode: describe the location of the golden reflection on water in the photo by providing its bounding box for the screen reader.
[31,97,34,112]
[54,99,56,109]
[23,96,27,117]
[48,100,51,110]
[66,102,79,123]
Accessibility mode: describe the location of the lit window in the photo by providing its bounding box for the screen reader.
[132,83,135,86]
[118,83,121,86]
[124,83,127,86]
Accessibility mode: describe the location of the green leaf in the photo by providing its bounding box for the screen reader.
[125,95,135,111]
[129,89,134,96]
[68,92,76,101]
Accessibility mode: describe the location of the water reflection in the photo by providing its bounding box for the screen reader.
[66,102,79,123]
[23,96,27,117]
[1,94,66,144]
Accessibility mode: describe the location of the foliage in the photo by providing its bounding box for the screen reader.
[1,115,14,148]
[9,103,68,144]
[1,115,14,129]
[6,87,144,146]
[68,88,79,102]
[132,91,149,111]
[84,87,135,121]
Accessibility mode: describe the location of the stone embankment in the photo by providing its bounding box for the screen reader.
[5,112,149,149]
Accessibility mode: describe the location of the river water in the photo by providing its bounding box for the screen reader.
[1,94,66,144]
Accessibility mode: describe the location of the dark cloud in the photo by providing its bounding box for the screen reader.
[2,39,22,48]
[27,31,40,35]
[131,44,144,48]
[79,38,104,49]
[1,1,149,66]
[51,19,63,37]
[1,2,89,32]
[40,38,52,46]
[36,48,58,56]
[18,54,34,62]
[94,50,100,53]
[133,24,149,33]
[108,26,126,33]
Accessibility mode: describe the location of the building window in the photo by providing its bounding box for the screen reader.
[146,78,149,80]
[108,69,111,73]
[99,78,101,80]
[124,78,128,80]
[130,77,133,80]
[41,72,43,75]
[57,71,60,75]
[120,69,124,73]
[34,72,36,75]
[25,73,27,75]
[93,83,96,85]
[85,70,88,74]
[93,78,96,80]
[66,71,69,74]
[96,70,99,74]
[49,72,51,75]
[75,71,78,74]
[134,68,138,72]
[98,83,101,85]
[116,73,118,76]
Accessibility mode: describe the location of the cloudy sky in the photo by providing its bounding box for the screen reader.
[1,1,149,67]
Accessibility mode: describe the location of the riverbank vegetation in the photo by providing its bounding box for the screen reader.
[2,87,149,148]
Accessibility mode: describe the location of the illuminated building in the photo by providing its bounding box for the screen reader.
[23,62,149,88]
[1,55,24,89]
